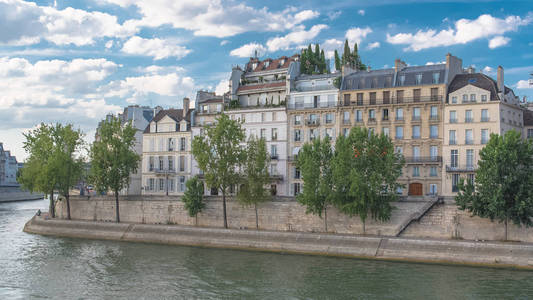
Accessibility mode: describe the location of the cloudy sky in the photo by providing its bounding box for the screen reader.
[1,0,532,161]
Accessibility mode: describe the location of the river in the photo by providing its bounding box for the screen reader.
[1,198,533,299]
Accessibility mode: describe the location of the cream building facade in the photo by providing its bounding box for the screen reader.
[142,102,193,195]
[442,68,524,196]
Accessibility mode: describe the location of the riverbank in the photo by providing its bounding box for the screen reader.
[24,216,533,269]
[0,186,43,203]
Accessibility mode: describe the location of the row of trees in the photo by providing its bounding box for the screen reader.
[299,40,368,75]
[20,116,140,222]
[334,39,367,72]
[297,127,404,232]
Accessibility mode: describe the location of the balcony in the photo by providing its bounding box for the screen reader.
[481,117,489,122]
[342,95,443,106]
[449,139,457,145]
[153,168,177,174]
[429,115,439,122]
[465,139,474,145]
[343,119,351,125]
[412,116,421,122]
[395,135,404,140]
[412,135,421,140]
[270,174,284,181]
[306,119,320,126]
[449,119,458,124]
[271,154,279,160]
[405,156,442,163]
[368,118,377,124]
[465,118,474,123]
[446,164,476,172]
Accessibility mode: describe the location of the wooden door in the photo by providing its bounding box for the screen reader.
[409,183,423,196]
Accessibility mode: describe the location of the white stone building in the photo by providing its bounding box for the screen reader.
[0,143,19,186]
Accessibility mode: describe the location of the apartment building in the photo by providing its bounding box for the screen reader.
[0,143,19,186]
[442,67,524,196]
[142,99,193,195]
[226,55,299,196]
[338,54,463,196]
[286,70,340,195]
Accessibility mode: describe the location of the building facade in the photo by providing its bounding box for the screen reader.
[442,68,524,196]
[0,143,19,186]
[338,54,463,196]
[142,102,193,195]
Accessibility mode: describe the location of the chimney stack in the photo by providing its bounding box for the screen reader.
[394,59,406,72]
[183,97,190,116]
[497,66,504,94]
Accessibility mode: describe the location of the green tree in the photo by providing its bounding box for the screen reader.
[182,176,205,225]
[320,49,327,73]
[332,127,404,233]
[192,113,245,228]
[19,124,57,217]
[342,39,350,66]
[52,124,85,220]
[334,49,341,72]
[89,115,140,223]
[237,136,271,229]
[297,136,334,231]
[456,130,533,240]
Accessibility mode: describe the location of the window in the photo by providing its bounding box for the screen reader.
[357,93,364,105]
[451,96,457,104]
[325,113,333,124]
[429,184,437,195]
[168,179,175,192]
[313,96,319,108]
[450,111,457,123]
[180,137,186,151]
[412,166,420,177]
[293,183,301,195]
[481,129,489,144]
[310,129,317,140]
[430,125,438,138]
[159,178,165,191]
[382,127,390,137]
[413,89,421,102]
[179,156,185,172]
[261,112,266,122]
[452,174,460,192]
[481,109,489,122]
[343,128,349,137]
[449,130,456,145]
[168,156,174,170]
[413,146,420,159]
[395,146,403,154]
[415,74,422,85]
[399,75,405,86]
[528,129,533,139]
[412,126,421,139]
[294,115,301,125]
[270,164,277,175]
[272,128,278,140]
[343,94,351,105]
[159,156,164,170]
[260,129,266,139]
[294,129,301,142]
[344,111,351,123]
[412,107,420,121]
[450,150,458,168]
[168,138,174,151]
[216,104,222,112]
[467,174,475,185]
[432,72,440,84]
[356,110,363,122]
[179,176,186,192]
[430,106,438,119]
[430,167,437,177]
[396,108,404,121]
[273,112,277,121]
[466,149,474,168]
[470,94,476,102]
[383,91,391,104]
[462,94,468,103]
[395,126,404,139]
[325,128,334,138]
[308,114,318,125]
[271,145,278,158]
[369,109,376,121]
[465,110,473,123]
[149,156,154,171]
[383,109,389,120]
[370,92,377,105]
[430,146,438,160]
[481,95,487,102]
[149,178,154,191]
[396,90,404,103]
[465,129,473,144]
[294,167,300,179]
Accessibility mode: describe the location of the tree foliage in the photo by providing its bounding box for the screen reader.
[297,136,334,230]
[237,136,271,229]
[456,130,533,240]
[340,39,367,71]
[192,113,245,228]
[89,115,140,223]
[182,176,205,219]
[334,49,341,71]
[300,43,328,75]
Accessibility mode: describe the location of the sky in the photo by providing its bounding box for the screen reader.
[1,0,532,161]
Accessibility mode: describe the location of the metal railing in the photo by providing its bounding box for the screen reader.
[342,95,443,106]
[446,164,476,172]
[306,119,320,126]
[405,156,442,163]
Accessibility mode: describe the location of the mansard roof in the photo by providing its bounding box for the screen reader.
[244,54,299,73]
[143,109,193,133]
[448,73,501,101]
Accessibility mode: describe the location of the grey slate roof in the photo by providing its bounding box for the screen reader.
[143,109,193,133]
[448,73,501,101]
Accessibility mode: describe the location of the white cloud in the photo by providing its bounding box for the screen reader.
[345,27,372,45]
[105,40,114,49]
[426,61,445,65]
[215,79,229,95]
[327,10,341,20]
[0,0,136,46]
[488,36,510,49]
[230,43,267,58]
[321,38,343,59]
[366,42,380,50]
[516,80,533,89]
[0,57,121,130]
[358,10,365,16]
[122,36,191,60]
[104,0,319,38]
[220,40,229,46]
[387,13,532,51]
[266,24,328,52]
[482,66,494,74]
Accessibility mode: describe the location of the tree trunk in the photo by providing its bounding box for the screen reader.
[49,190,55,218]
[66,193,71,220]
[504,218,508,241]
[222,190,227,229]
[255,203,259,230]
[363,219,366,235]
[195,214,198,226]
[115,191,120,223]
[324,205,328,233]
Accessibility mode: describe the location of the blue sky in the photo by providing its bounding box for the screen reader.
[1,0,532,160]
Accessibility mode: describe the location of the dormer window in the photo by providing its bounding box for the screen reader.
[252,62,257,69]
[399,75,405,86]
[415,74,422,85]
[433,72,440,84]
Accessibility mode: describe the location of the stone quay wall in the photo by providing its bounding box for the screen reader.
[54,195,533,243]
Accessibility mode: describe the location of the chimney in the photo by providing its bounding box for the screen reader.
[183,97,190,116]
[394,59,406,72]
[497,66,504,94]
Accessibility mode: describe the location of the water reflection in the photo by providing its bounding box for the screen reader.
[1,199,532,299]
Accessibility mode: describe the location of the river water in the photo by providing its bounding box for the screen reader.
[1,198,533,299]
